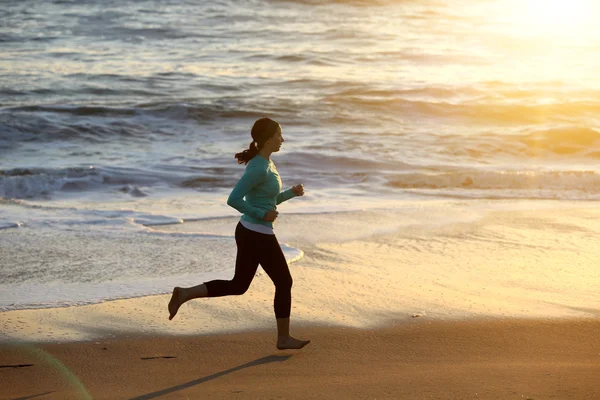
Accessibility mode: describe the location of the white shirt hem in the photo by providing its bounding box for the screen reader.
[240,219,275,235]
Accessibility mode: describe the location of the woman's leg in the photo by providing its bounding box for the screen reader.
[259,235,310,350]
[168,222,259,320]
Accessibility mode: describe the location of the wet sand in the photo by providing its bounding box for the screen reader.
[2,318,599,399]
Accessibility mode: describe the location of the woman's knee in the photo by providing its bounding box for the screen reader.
[277,275,293,292]
[230,279,251,295]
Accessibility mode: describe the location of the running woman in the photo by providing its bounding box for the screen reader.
[168,117,310,350]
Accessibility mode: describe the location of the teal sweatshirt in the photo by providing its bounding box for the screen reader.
[227,155,296,228]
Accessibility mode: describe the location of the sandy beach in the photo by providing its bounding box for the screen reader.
[2,202,600,398]
[1,318,599,399]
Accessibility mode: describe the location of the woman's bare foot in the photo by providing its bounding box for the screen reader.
[277,336,311,350]
[168,287,183,320]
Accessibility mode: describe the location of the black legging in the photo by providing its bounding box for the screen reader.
[204,222,293,318]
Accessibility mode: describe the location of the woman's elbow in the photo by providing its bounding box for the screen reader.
[227,195,241,209]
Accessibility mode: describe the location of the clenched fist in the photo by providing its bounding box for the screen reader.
[263,210,279,222]
[292,184,304,196]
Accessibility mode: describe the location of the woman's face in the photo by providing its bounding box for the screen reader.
[265,126,284,152]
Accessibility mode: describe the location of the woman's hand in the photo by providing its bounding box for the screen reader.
[263,210,279,222]
[292,184,304,196]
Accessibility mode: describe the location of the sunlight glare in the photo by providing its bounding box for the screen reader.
[507,0,597,38]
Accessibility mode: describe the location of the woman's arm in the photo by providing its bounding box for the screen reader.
[227,165,267,220]
[276,184,304,205]
[276,188,296,205]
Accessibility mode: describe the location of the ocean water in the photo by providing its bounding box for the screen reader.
[1,0,599,312]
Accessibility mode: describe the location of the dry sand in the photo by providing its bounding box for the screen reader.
[2,318,599,399]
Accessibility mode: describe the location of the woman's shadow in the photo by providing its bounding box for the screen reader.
[129,355,292,400]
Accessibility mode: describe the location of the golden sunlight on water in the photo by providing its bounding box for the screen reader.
[503,0,599,39]
[429,0,600,89]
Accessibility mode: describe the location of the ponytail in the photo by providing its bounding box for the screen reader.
[234,141,259,165]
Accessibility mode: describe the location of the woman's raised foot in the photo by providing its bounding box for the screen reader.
[168,287,183,320]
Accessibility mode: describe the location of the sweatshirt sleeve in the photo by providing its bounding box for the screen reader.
[227,164,267,220]
[276,188,296,205]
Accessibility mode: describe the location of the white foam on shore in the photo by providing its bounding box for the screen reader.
[1,200,599,342]
[0,241,303,312]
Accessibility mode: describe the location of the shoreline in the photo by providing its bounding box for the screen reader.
[3,201,599,333]
[2,287,599,345]
[2,317,599,399]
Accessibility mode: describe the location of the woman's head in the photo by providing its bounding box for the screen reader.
[234,118,283,164]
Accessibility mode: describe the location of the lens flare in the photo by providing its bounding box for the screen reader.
[14,345,93,400]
